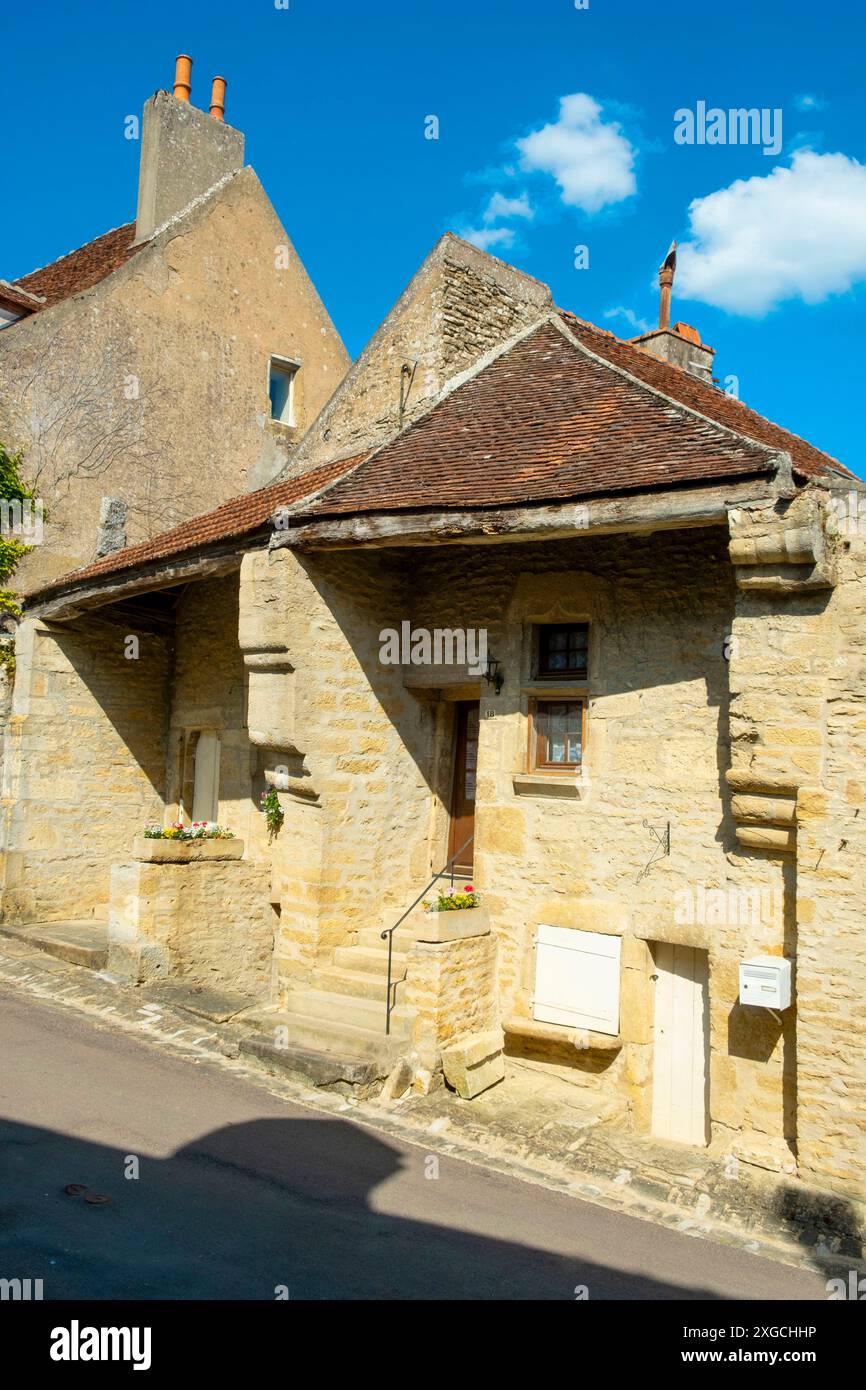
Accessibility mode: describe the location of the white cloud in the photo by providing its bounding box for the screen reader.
[483,192,533,224]
[516,93,637,214]
[795,93,828,112]
[604,305,652,334]
[676,151,866,315]
[461,226,516,252]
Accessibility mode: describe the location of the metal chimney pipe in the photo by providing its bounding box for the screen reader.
[659,241,677,331]
[173,54,193,103]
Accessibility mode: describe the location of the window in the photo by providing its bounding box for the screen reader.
[268,357,298,425]
[536,623,588,679]
[532,700,585,770]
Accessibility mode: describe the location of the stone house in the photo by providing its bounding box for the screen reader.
[0,55,348,593]
[3,229,865,1219]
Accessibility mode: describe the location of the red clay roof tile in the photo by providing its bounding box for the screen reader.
[294,319,800,520]
[27,455,366,601]
[11,222,141,312]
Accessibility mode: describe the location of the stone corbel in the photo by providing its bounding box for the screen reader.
[726,768,799,854]
[728,494,837,593]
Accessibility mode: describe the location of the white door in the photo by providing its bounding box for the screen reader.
[192,732,221,823]
[651,943,709,1146]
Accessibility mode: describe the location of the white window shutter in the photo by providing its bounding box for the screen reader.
[192,732,221,823]
[533,925,621,1035]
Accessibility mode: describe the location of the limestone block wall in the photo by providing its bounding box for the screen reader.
[287,234,552,475]
[793,535,866,1201]
[239,545,440,998]
[405,925,500,1068]
[108,857,274,999]
[0,617,170,922]
[165,572,268,861]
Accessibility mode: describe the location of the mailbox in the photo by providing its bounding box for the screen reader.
[739,956,792,1010]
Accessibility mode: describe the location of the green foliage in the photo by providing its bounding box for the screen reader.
[0,440,35,588]
[259,787,284,837]
[422,886,480,912]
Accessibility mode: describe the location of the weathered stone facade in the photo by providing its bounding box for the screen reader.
[1,84,348,592]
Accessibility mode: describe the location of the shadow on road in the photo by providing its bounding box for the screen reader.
[0,1113,728,1300]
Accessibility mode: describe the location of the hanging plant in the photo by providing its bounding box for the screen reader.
[260,787,284,837]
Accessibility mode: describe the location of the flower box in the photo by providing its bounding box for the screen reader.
[132,837,245,864]
[417,904,489,944]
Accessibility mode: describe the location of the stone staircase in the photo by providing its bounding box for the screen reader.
[239,915,425,1094]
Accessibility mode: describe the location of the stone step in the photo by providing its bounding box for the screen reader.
[314,963,406,1003]
[332,944,408,976]
[355,925,420,953]
[0,919,108,971]
[284,986,412,1035]
[240,1015,406,1093]
[240,1006,408,1067]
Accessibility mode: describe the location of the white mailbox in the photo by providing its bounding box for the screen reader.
[739,956,792,1010]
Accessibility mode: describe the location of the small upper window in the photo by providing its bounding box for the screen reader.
[537,623,588,680]
[269,357,298,425]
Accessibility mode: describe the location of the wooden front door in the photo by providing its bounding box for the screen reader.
[448,701,479,873]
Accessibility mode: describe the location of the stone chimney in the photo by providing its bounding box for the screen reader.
[133,56,244,245]
[630,241,716,384]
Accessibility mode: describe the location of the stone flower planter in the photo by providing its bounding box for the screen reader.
[417,903,489,944]
[132,836,244,864]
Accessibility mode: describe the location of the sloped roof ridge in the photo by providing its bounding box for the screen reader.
[12,221,135,288]
[551,313,785,470]
[558,308,847,479]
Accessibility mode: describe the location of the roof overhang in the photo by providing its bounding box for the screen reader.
[24,538,256,623]
[274,470,790,553]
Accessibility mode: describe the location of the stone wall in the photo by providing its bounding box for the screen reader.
[165,572,269,862]
[285,234,552,476]
[108,856,274,1000]
[0,168,349,592]
[0,616,170,922]
[793,534,866,1201]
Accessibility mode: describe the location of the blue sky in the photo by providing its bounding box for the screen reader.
[2,0,864,475]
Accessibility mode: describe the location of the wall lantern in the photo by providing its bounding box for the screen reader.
[484,655,504,695]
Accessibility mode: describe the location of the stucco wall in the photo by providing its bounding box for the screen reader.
[0,168,349,592]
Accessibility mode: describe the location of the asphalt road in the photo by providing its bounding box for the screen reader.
[0,985,828,1301]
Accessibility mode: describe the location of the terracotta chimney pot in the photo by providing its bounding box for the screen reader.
[210,77,227,121]
[174,54,193,103]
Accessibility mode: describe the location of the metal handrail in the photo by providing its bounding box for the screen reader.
[379,835,474,1035]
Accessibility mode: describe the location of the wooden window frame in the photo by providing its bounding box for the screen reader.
[528,697,587,773]
[535,622,589,682]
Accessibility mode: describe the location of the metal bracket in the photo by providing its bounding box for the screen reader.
[637,820,671,882]
[399,360,418,428]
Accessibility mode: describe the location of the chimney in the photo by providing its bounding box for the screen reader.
[630,241,716,384]
[133,56,244,245]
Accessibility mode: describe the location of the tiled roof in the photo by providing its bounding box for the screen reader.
[0,280,43,313]
[10,222,141,312]
[27,455,366,601]
[560,312,848,481]
[294,319,792,520]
